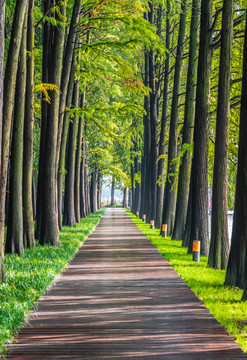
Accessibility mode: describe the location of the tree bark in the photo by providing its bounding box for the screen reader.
[140,52,150,220]
[6,13,27,255]
[80,125,86,218]
[63,78,79,226]
[0,0,5,280]
[111,179,115,207]
[225,18,247,293]
[162,0,188,235]
[58,61,76,229]
[56,0,82,170]
[0,0,28,256]
[156,0,171,229]
[39,0,65,245]
[23,0,35,249]
[35,0,52,240]
[90,170,98,213]
[172,0,200,240]
[123,188,127,207]
[189,0,213,255]
[148,3,158,224]
[208,0,233,269]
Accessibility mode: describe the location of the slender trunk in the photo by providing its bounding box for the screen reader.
[0,0,28,255]
[0,0,5,279]
[123,188,127,207]
[35,0,51,240]
[40,0,65,245]
[189,0,213,255]
[23,0,35,248]
[172,0,200,240]
[148,3,158,224]
[97,171,101,210]
[141,52,151,220]
[6,14,27,255]
[225,17,247,293]
[90,170,98,213]
[80,126,86,218]
[208,0,233,269]
[56,0,82,170]
[74,114,83,223]
[63,78,79,226]
[156,0,171,229]
[162,0,188,235]
[32,173,36,220]
[57,61,76,229]
[111,179,115,207]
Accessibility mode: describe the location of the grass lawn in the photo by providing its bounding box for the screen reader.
[127,210,247,353]
[0,208,105,357]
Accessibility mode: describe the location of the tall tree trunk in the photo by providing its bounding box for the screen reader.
[111,179,115,207]
[208,0,233,269]
[74,115,83,223]
[39,0,65,245]
[0,0,28,256]
[90,170,98,213]
[23,0,35,249]
[56,0,82,169]
[80,126,86,218]
[156,0,171,229]
[0,0,5,280]
[5,14,27,255]
[123,188,127,207]
[172,0,200,240]
[225,17,247,294]
[63,78,79,226]
[140,52,150,220]
[35,0,52,240]
[97,171,101,210]
[162,0,188,235]
[148,3,158,224]
[189,0,213,255]
[57,61,76,229]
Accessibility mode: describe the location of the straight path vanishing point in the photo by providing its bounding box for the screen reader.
[7,208,246,359]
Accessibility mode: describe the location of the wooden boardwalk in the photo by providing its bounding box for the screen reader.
[6,208,246,359]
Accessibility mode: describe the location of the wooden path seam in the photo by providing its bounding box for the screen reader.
[6,208,247,359]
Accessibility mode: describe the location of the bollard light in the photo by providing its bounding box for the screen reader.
[162,224,167,237]
[142,214,146,222]
[193,240,200,262]
[150,220,154,229]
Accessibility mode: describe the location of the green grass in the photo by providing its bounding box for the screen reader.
[127,210,247,353]
[0,208,105,357]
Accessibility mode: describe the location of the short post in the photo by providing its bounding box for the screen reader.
[193,240,200,262]
[150,220,154,229]
[136,211,139,217]
[162,224,167,237]
[142,214,146,222]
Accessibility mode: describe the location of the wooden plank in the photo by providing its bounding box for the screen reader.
[6,208,246,359]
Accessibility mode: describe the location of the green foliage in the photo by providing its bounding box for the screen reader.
[0,208,106,357]
[128,211,247,353]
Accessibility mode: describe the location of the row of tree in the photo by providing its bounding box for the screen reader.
[1,0,247,301]
[0,0,152,280]
[128,0,247,300]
